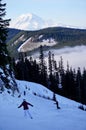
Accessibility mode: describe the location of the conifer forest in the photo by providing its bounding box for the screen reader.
[13,46,86,105]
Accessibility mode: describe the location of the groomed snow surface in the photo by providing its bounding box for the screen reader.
[0,80,86,130]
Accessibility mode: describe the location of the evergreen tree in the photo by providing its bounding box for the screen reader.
[0,0,18,93]
[82,68,86,104]
[51,53,59,92]
[0,0,11,66]
[58,56,64,74]
[48,51,58,92]
[75,67,82,103]
[58,56,64,94]
[48,51,52,75]
[48,51,53,89]
[69,68,77,100]
[64,67,76,99]
[31,59,40,83]
[39,45,47,86]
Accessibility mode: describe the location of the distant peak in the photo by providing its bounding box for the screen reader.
[19,13,32,19]
[9,13,58,31]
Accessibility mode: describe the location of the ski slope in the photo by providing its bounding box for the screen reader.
[0,80,86,130]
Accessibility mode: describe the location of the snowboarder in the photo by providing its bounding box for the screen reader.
[18,99,33,119]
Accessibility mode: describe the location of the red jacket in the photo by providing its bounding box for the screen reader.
[18,101,33,110]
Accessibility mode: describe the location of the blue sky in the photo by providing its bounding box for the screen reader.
[5,0,86,28]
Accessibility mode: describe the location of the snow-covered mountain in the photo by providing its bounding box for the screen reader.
[9,13,58,30]
[0,80,86,130]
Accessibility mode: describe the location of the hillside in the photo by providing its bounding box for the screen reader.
[0,80,86,130]
[7,28,21,42]
[7,27,86,58]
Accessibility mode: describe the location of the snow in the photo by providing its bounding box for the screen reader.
[10,13,86,31]
[9,13,58,30]
[18,37,32,52]
[18,37,57,52]
[0,80,86,130]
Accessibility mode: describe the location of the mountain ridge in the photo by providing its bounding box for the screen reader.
[7,26,86,58]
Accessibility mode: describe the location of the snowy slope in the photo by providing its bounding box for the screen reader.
[0,80,86,130]
[9,13,57,30]
[18,37,57,52]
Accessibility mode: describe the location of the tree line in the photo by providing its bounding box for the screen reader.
[12,45,86,105]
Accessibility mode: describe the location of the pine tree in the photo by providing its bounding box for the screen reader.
[48,51,53,77]
[0,0,18,93]
[81,68,86,104]
[0,0,11,66]
[39,45,47,86]
[51,53,59,92]
[48,51,53,89]
[58,56,64,74]
[75,67,82,103]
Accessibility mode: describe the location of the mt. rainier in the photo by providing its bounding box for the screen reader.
[9,13,58,30]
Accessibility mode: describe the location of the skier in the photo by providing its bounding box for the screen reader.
[54,100,60,109]
[18,99,33,119]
